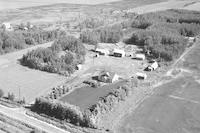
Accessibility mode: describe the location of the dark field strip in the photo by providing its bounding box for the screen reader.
[60,80,126,110]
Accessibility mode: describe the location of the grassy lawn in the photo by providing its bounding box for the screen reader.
[60,80,127,110]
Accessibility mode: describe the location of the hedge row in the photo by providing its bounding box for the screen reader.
[32,98,95,128]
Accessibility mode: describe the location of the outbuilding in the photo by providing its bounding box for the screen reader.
[135,54,145,60]
[95,48,110,55]
[136,72,147,80]
[113,49,125,57]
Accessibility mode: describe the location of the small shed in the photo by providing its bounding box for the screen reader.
[95,48,109,55]
[188,37,195,43]
[135,54,145,60]
[98,71,119,83]
[76,64,82,70]
[136,72,147,80]
[113,49,125,57]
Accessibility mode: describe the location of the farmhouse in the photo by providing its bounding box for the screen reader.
[95,48,109,55]
[146,61,158,71]
[135,54,145,60]
[113,48,125,57]
[136,72,147,80]
[98,71,119,83]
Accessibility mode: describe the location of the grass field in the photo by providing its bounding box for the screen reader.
[0,42,67,103]
[60,80,126,110]
[0,0,167,24]
[116,42,200,133]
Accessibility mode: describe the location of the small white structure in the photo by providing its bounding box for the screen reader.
[113,48,125,57]
[76,64,82,70]
[98,71,119,83]
[136,72,147,80]
[95,48,109,55]
[188,37,195,43]
[147,61,158,71]
[135,54,145,60]
[2,22,12,30]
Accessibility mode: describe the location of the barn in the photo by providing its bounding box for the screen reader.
[113,49,125,57]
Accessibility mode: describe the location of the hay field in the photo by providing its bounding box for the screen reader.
[0,42,66,103]
[0,0,122,10]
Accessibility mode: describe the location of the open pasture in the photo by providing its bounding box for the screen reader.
[116,40,200,133]
[0,42,66,103]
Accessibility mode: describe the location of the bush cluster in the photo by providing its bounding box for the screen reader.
[89,85,131,116]
[32,98,94,128]
[21,36,86,75]
[47,85,70,100]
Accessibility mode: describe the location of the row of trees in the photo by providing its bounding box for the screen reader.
[89,85,131,117]
[21,36,86,75]
[32,98,95,127]
[0,29,63,54]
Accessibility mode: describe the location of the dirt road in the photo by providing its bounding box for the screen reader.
[0,42,67,103]
[0,104,69,133]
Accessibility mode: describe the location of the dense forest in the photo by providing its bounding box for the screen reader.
[0,29,62,54]
[125,9,200,61]
[80,23,123,44]
[80,9,200,62]
[21,36,86,75]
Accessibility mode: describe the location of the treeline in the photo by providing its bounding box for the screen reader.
[0,29,63,54]
[80,24,123,44]
[21,36,86,75]
[31,98,95,128]
[125,9,200,61]
[21,29,62,45]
